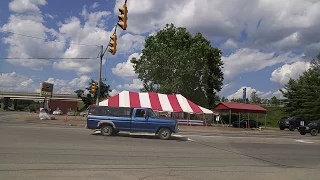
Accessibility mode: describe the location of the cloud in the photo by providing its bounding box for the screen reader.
[109,89,119,97]
[123,79,143,90]
[227,86,272,100]
[115,0,320,57]
[9,0,47,14]
[270,61,311,85]
[0,72,38,92]
[0,72,90,94]
[1,14,65,70]
[91,2,100,9]
[115,79,143,91]
[1,1,145,75]
[220,39,238,49]
[222,48,306,82]
[45,75,90,94]
[112,53,142,78]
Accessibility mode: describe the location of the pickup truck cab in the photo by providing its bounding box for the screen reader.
[86,106,179,140]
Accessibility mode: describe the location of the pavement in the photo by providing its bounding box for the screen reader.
[0,114,319,180]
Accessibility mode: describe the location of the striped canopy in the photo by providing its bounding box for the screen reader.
[99,91,214,114]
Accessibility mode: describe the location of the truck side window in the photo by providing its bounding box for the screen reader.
[135,109,145,117]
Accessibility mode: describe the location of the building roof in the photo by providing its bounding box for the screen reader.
[213,102,267,114]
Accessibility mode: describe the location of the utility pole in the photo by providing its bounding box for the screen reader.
[96,45,103,105]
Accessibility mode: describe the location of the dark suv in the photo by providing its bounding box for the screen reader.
[298,121,320,136]
[278,116,308,131]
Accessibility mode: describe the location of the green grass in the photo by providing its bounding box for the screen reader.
[263,106,288,127]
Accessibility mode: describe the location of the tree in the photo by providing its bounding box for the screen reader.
[281,53,320,121]
[131,24,224,108]
[74,79,111,110]
[270,96,279,106]
[250,91,261,104]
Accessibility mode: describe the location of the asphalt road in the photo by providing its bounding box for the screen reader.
[0,123,319,180]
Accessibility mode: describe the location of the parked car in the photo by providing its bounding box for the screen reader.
[298,121,320,136]
[232,119,262,128]
[86,106,179,140]
[53,109,63,115]
[278,116,309,131]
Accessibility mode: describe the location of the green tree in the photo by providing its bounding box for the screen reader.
[270,96,279,106]
[75,79,111,110]
[281,53,320,121]
[131,24,224,108]
[250,91,261,104]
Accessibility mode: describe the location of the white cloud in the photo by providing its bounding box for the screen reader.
[0,72,90,94]
[0,72,37,92]
[112,53,142,78]
[220,39,238,49]
[227,86,272,100]
[115,0,320,56]
[271,89,286,99]
[1,14,65,70]
[222,48,306,82]
[109,89,119,97]
[45,75,90,94]
[270,61,311,85]
[122,79,143,90]
[1,2,145,75]
[91,2,100,9]
[9,0,47,14]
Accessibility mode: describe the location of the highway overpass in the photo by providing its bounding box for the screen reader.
[0,91,82,101]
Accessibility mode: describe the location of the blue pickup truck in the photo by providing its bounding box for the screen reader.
[86,106,179,140]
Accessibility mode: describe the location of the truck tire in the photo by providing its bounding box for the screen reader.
[288,125,295,131]
[310,129,318,136]
[101,125,113,136]
[158,128,172,140]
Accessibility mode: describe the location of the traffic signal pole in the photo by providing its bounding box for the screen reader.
[96,45,103,105]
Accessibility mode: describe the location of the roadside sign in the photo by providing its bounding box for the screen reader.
[40,82,54,97]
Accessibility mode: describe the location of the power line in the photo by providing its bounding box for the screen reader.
[0,30,100,47]
[0,57,98,60]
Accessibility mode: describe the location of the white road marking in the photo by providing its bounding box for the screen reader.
[295,140,314,144]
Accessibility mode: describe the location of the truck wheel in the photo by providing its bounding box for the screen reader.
[310,129,318,136]
[288,125,295,131]
[158,128,172,140]
[101,125,113,136]
[279,127,285,130]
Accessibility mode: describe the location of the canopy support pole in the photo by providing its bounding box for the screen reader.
[264,113,267,129]
[238,112,240,128]
[229,109,231,126]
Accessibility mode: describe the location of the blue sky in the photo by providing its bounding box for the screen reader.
[0,0,319,100]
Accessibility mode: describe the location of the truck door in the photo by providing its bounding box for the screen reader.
[131,109,152,132]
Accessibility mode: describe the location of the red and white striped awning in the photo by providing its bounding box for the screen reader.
[99,91,215,114]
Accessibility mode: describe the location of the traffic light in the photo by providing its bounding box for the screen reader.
[108,33,117,55]
[117,3,128,30]
[91,82,97,94]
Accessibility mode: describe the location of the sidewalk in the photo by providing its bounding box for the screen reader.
[1,113,293,134]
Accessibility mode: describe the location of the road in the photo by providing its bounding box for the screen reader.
[0,123,319,180]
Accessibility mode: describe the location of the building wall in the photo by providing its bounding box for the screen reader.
[49,99,77,114]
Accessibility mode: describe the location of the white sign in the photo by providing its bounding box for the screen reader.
[300,121,304,126]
